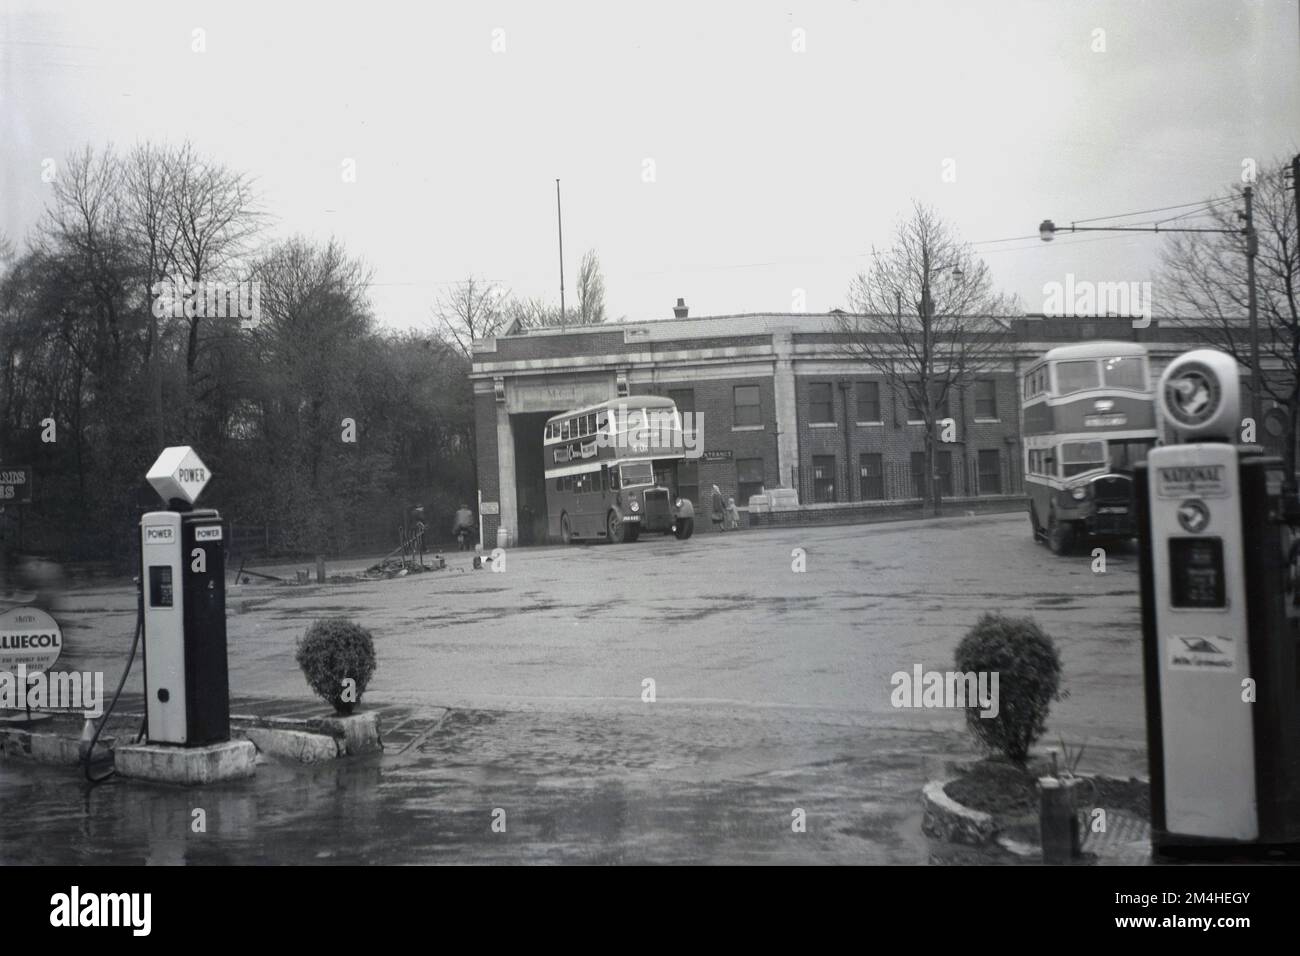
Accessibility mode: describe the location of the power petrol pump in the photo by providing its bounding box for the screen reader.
[139,446,230,745]
[1135,349,1300,857]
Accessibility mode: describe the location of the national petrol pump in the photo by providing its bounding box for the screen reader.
[139,446,230,746]
[1135,349,1300,855]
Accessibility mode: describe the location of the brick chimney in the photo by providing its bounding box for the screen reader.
[673,297,688,319]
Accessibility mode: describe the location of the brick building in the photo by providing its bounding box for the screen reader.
[469,310,1230,545]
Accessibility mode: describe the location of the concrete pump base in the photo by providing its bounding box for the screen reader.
[115,738,256,785]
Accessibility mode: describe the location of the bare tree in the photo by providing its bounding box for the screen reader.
[503,248,609,331]
[576,248,607,325]
[837,202,1017,514]
[432,275,508,356]
[37,146,132,374]
[1159,163,1299,477]
[165,142,263,377]
[501,294,560,331]
[122,143,183,444]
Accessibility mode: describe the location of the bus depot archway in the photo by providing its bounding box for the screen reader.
[512,411,555,546]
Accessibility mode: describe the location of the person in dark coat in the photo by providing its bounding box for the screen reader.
[711,484,725,531]
[452,503,475,550]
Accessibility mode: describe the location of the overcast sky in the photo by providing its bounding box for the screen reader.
[2,0,1297,329]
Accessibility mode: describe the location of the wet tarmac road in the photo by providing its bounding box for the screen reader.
[2,513,1149,863]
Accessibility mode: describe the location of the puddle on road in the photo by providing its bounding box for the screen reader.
[0,709,977,865]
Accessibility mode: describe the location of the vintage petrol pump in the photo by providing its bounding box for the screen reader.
[139,446,230,746]
[1135,349,1300,855]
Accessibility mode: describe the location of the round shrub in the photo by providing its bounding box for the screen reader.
[953,612,1062,766]
[295,617,377,715]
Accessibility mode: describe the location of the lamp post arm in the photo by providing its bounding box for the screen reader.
[1059,224,1243,236]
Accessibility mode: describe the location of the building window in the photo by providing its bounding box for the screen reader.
[857,382,881,422]
[978,449,1002,494]
[733,385,761,427]
[736,458,764,505]
[974,379,997,419]
[812,455,837,503]
[859,453,884,500]
[809,382,835,423]
[905,383,949,422]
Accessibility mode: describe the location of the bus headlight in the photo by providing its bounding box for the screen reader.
[1070,486,1089,501]
[630,500,640,513]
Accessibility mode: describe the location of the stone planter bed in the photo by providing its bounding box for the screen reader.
[923,756,1150,858]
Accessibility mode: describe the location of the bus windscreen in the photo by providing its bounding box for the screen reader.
[1108,438,1152,471]
[620,462,654,487]
[1061,440,1107,477]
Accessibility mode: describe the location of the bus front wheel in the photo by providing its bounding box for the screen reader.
[674,517,694,540]
[1047,512,1074,555]
[560,513,575,545]
[607,510,626,544]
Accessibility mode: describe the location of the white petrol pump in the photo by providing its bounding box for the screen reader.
[139,446,230,746]
[1136,350,1300,856]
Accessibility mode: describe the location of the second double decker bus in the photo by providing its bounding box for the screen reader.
[543,396,697,544]
[1021,341,1159,554]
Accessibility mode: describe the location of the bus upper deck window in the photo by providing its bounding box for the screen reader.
[1102,356,1145,390]
[1056,360,1100,395]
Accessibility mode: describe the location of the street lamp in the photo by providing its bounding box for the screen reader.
[1037,191,1262,425]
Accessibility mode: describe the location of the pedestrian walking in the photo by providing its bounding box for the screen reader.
[452,503,475,551]
[711,484,725,531]
[725,496,741,530]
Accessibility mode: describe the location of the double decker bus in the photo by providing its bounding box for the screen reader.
[1022,341,1158,554]
[543,396,696,544]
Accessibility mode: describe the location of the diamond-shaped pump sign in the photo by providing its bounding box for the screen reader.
[146,446,211,505]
